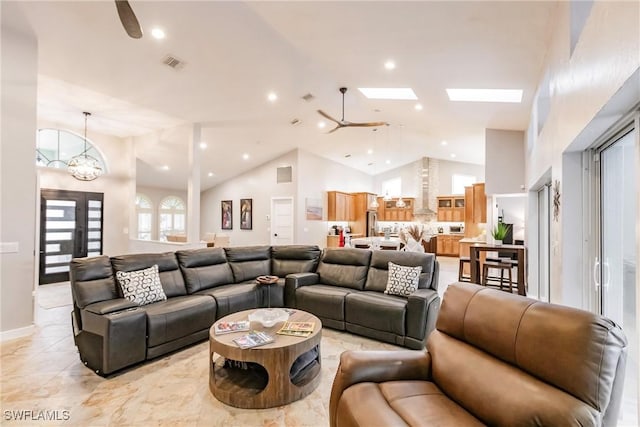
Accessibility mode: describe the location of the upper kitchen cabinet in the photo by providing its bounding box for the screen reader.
[327,191,355,221]
[378,197,414,221]
[472,183,486,223]
[437,196,464,222]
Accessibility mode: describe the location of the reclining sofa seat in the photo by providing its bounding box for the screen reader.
[330,282,628,427]
[287,248,440,349]
[109,253,216,360]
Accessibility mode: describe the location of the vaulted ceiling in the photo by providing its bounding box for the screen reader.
[9,1,557,190]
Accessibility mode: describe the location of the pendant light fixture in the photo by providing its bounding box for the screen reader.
[396,197,406,208]
[68,112,103,181]
[369,128,381,209]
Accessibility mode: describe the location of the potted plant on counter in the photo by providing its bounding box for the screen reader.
[491,222,509,246]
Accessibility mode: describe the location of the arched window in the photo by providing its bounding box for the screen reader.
[136,194,153,240]
[36,128,107,172]
[159,196,186,241]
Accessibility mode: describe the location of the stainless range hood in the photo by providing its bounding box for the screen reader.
[414,157,436,218]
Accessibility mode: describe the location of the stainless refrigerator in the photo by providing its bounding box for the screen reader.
[366,211,378,237]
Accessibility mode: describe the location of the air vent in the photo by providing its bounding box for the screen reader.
[277,166,292,183]
[162,55,185,70]
[301,93,314,102]
[290,118,301,126]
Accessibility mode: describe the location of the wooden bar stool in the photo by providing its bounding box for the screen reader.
[458,256,471,282]
[482,260,513,292]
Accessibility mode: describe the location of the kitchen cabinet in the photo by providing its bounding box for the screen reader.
[349,192,376,237]
[380,198,414,221]
[327,191,354,221]
[436,234,463,256]
[437,196,464,222]
[472,183,486,223]
[463,183,487,237]
[326,235,340,248]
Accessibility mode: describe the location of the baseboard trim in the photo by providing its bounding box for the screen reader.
[0,324,35,342]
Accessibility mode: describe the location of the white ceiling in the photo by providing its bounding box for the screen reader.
[10,1,557,190]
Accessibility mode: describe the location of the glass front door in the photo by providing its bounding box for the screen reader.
[39,189,104,285]
[598,126,637,425]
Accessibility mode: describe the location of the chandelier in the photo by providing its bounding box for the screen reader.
[68,112,103,181]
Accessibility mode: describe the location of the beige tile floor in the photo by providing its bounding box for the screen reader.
[0,258,459,427]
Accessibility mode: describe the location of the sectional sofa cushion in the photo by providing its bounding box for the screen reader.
[116,264,167,306]
[70,255,119,309]
[345,292,407,335]
[111,252,187,298]
[141,295,216,347]
[225,246,271,282]
[295,285,357,323]
[365,251,436,292]
[176,247,234,293]
[316,248,371,290]
[271,245,321,277]
[196,283,260,318]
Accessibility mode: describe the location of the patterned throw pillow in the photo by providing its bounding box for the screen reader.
[116,264,167,306]
[384,262,422,297]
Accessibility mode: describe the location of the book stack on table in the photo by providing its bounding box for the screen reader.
[277,321,315,337]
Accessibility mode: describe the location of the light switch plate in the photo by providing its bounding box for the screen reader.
[0,242,19,253]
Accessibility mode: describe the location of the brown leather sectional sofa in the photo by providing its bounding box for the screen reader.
[69,245,439,375]
[330,282,628,427]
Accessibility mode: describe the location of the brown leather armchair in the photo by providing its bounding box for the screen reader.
[330,282,628,427]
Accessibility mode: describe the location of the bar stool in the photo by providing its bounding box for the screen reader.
[458,256,471,282]
[482,260,513,292]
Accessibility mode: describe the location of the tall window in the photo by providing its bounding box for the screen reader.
[451,174,476,194]
[159,196,186,241]
[136,194,153,240]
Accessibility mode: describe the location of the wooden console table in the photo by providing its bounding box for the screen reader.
[469,243,527,295]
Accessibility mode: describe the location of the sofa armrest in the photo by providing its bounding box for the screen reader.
[284,272,319,307]
[330,350,432,427]
[406,288,440,345]
[84,298,138,315]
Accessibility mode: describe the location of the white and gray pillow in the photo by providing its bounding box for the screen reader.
[384,262,422,297]
[116,264,167,306]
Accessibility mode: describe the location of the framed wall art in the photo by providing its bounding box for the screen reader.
[221,200,233,230]
[240,198,252,230]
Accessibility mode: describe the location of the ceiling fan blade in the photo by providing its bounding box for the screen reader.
[115,0,143,39]
[317,110,342,125]
[344,121,389,128]
[326,124,345,134]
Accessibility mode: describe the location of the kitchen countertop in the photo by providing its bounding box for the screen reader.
[459,237,487,243]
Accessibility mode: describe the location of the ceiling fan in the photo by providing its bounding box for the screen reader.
[317,87,388,133]
[115,0,143,39]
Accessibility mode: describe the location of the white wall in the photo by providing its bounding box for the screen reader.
[435,159,485,196]
[1,17,38,334]
[525,0,640,305]
[372,160,420,197]
[485,129,525,195]
[494,195,527,242]
[296,150,373,247]
[200,150,298,246]
[135,186,188,241]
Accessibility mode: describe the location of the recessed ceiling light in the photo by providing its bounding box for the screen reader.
[385,159,391,164]
[318,121,326,129]
[267,92,278,102]
[208,172,214,177]
[441,140,448,146]
[414,103,423,111]
[358,88,418,100]
[242,153,249,160]
[384,60,396,70]
[151,28,166,40]
[367,149,373,155]
[446,88,523,103]
[199,142,207,149]
[450,153,457,158]
[161,165,170,171]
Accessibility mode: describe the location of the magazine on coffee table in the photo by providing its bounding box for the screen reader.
[214,320,250,335]
[276,321,315,337]
[233,330,275,349]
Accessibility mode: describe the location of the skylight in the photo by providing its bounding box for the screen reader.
[446,88,523,103]
[358,88,418,100]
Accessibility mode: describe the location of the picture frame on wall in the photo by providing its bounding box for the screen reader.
[221,200,233,230]
[240,198,252,230]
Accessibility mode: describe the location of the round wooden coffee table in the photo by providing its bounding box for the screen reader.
[209,309,322,409]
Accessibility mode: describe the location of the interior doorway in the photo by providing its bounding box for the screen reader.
[39,189,104,285]
[270,197,294,245]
